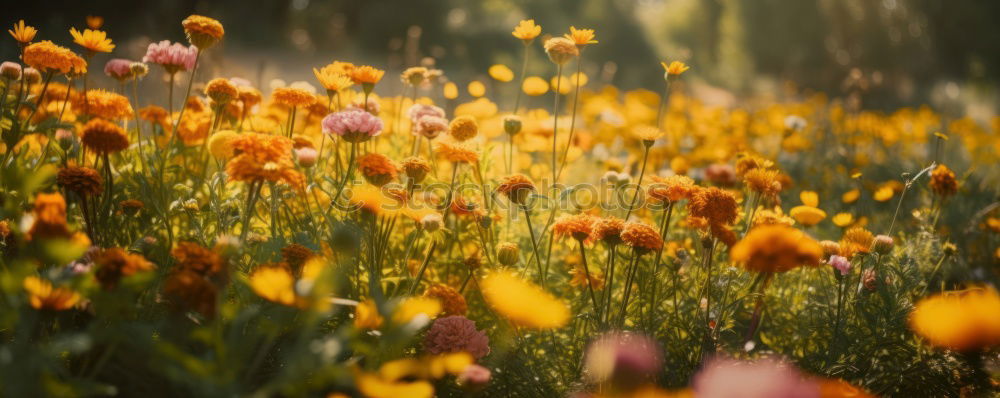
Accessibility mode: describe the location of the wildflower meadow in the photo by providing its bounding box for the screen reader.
[1,4,999,398]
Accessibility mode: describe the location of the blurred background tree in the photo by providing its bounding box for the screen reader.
[5,0,999,115]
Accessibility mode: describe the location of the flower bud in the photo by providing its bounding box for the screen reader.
[872,234,893,254]
[420,213,443,232]
[295,147,318,168]
[819,240,841,259]
[0,62,22,81]
[55,129,76,150]
[130,62,149,79]
[502,115,522,136]
[829,255,850,276]
[496,242,520,266]
[23,67,41,85]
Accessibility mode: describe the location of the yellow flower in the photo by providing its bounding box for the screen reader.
[512,19,542,43]
[69,28,115,53]
[550,75,572,94]
[522,76,549,96]
[356,369,434,398]
[564,26,598,47]
[730,225,823,273]
[313,65,353,93]
[660,61,690,77]
[351,65,385,85]
[570,72,588,86]
[467,81,486,97]
[488,64,514,82]
[86,15,104,30]
[832,212,854,227]
[392,297,441,324]
[208,130,239,159]
[23,276,81,311]
[790,205,826,226]
[910,287,1000,351]
[355,299,384,329]
[442,82,458,99]
[842,189,860,204]
[249,266,298,307]
[182,14,225,49]
[481,270,569,329]
[9,20,37,44]
[800,191,819,207]
[873,185,894,202]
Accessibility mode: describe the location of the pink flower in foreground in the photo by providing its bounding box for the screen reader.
[423,315,490,359]
[829,255,851,276]
[104,58,134,81]
[457,364,491,391]
[584,332,662,390]
[142,40,198,73]
[321,109,383,143]
[693,358,819,398]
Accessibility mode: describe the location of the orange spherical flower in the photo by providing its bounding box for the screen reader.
[225,133,305,189]
[743,168,783,198]
[401,156,432,184]
[496,174,536,206]
[350,65,385,85]
[909,287,1000,352]
[272,86,316,107]
[448,115,479,142]
[28,193,71,240]
[204,77,238,105]
[512,19,542,43]
[543,37,579,65]
[281,243,316,273]
[552,213,596,242]
[93,247,155,289]
[23,41,79,74]
[646,175,696,204]
[688,187,739,227]
[564,26,597,47]
[620,221,663,254]
[57,166,103,197]
[23,276,80,311]
[172,241,224,277]
[730,225,822,273]
[839,227,874,259]
[139,105,169,126]
[182,14,225,49]
[435,140,480,164]
[591,217,625,245]
[424,284,468,316]
[735,154,774,177]
[238,86,262,108]
[929,164,958,197]
[81,118,129,154]
[69,27,115,53]
[357,153,398,187]
[163,269,218,318]
[77,89,133,120]
[176,112,212,146]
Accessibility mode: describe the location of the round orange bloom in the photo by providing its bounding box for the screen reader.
[543,37,579,65]
[139,105,169,126]
[23,276,80,311]
[839,227,874,259]
[93,247,155,289]
[620,221,663,254]
[743,168,783,198]
[401,156,432,183]
[730,225,822,273]
[204,78,238,104]
[76,89,133,120]
[28,193,70,240]
[424,284,468,316]
[23,41,80,74]
[272,87,316,107]
[688,187,739,227]
[435,140,479,164]
[57,166,103,197]
[177,112,212,146]
[929,164,958,197]
[496,174,535,205]
[590,217,625,245]
[238,86,262,108]
[646,175,696,204]
[357,153,398,186]
[909,287,1000,352]
[182,14,225,49]
[225,133,305,189]
[163,269,218,318]
[552,213,596,242]
[81,118,129,154]
[172,241,224,277]
[448,115,479,142]
[350,65,385,85]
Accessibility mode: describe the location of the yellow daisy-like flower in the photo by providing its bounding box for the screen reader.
[790,205,826,226]
[182,14,225,49]
[661,61,690,77]
[832,212,854,227]
[910,287,1000,352]
[731,225,823,273]
[9,20,38,44]
[481,270,569,329]
[69,28,115,53]
[512,19,542,43]
[564,26,597,47]
[313,65,354,93]
[23,276,81,311]
[873,185,894,202]
[488,64,514,82]
[392,297,442,324]
[351,65,385,85]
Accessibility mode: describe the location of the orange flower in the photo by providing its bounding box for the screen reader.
[313,64,354,93]
[496,174,535,205]
[23,41,79,74]
[9,20,37,44]
[204,78,238,105]
[743,168,782,198]
[929,164,958,197]
[28,193,71,240]
[730,225,822,273]
[351,65,385,85]
[225,133,305,189]
[76,89,133,120]
[564,26,597,47]
[512,20,542,43]
[93,247,156,289]
[424,284,468,316]
[590,217,625,245]
[172,241,224,277]
[272,87,316,107]
[909,287,1000,351]
[357,153,399,187]
[57,166,103,197]
[552,213,596,242]
[688,187,738,227]
[435,140,479,164]
[81,118,129,154]
[839,227,874,259]
[660,61,690,77]
[620,221,663,254]
[69,27,115,53]
[646,175,696,204]
[448,115,479,142]
[23,276,80,311]
[182,14,225,49]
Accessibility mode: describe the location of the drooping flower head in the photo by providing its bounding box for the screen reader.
[142,40,198,74]
[496,174,535,206]
[182,15,225,49]
[322,109,383,143]
[543,37,579,65]
[730,225,823,273]
[69,27,115,53]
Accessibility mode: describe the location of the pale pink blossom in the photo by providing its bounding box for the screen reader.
[104,58,134,81]
[295,147,318,168]
[693,358,819,398]
[584,332,662,389]
[457,364,491,390]
[142,40,198,73]
[416,116,448,139]
[829,255,851,276]
[322,109,383,142]
[407,103,445,123]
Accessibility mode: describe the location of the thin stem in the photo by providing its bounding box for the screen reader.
[624,145,651,219]
[551,64,563,185]
[522,205,546,287]
[578,240,601,319]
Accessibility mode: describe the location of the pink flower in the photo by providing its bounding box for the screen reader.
[693,358,819,398]
[407,103,445,123]
[0,61,22,80]
[584,332,662,389]
[347,98,380,114]
[104,58,134,81]
[457,364,491,391]
[829,255,850,276]
[295,147,318,168]
[416,116,448,139]
[423,315,490,359]
[142,40,198,73]
[322,109,383,143]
